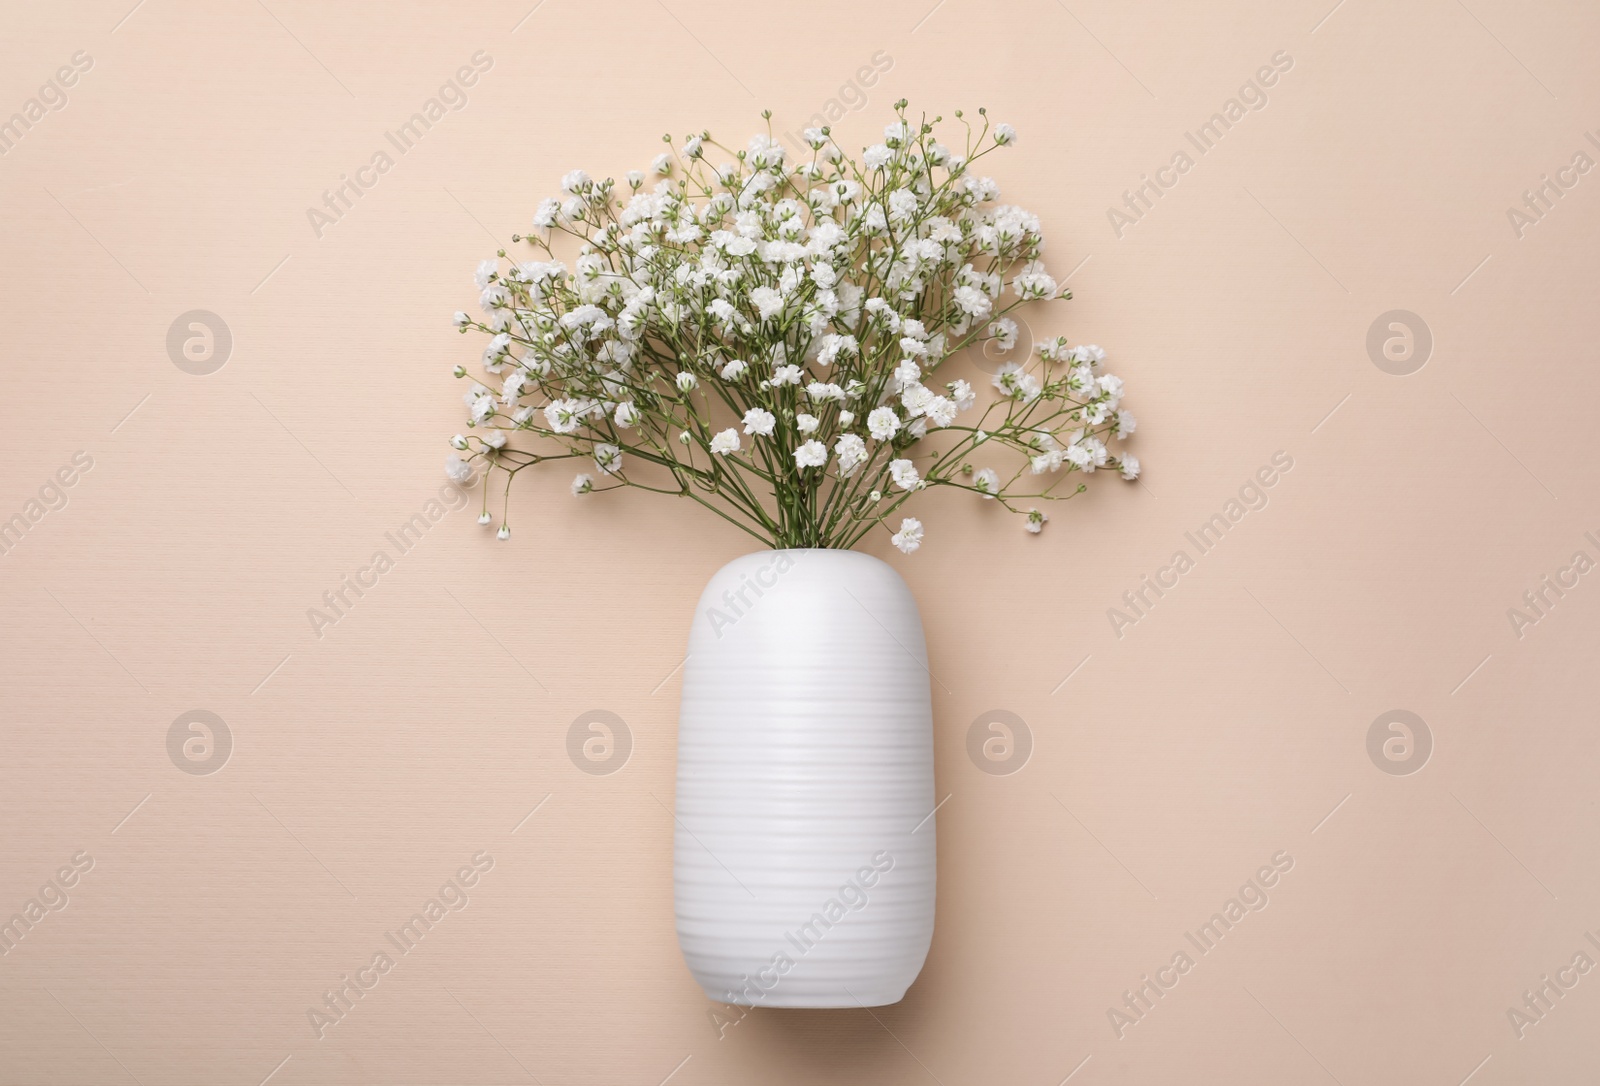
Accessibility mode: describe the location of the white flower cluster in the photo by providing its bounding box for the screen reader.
[449,102,1140,549]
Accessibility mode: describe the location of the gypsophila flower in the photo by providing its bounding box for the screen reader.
[794,440,828,470]
[867,407,901,441]
[445,455,475,486]
[743,408,776,437]
[1024,508,1048,533]
[835,434,868,477]
[447,102,1141,550]
[710,428,741,456]
[478,511,492,525]
[497,525,511,540]
[892,517,924,553]
[889,459,920,490]
[545,399,582,433]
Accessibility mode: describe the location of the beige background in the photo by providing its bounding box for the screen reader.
[2,0,1598,1082]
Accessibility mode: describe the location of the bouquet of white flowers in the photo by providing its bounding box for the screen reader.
[447,100,1139,552]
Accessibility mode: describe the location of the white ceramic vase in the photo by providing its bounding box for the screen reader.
[673,548,937,1008]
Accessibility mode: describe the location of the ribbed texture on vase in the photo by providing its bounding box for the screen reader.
[674,549,936,1008]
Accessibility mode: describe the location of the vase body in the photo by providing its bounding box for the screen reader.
[673,549,936,1008]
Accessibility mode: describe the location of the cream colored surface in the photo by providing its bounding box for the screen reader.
[2,1,1598,1083]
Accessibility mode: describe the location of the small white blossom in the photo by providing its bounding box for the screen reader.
[770,364,803,387]
[796,413,820,434]
[889,459,920,490]
[867,407,901,441]
[545,399,582,433]
[720,359,749,381]
[676,372,699,393]
[793,440,828,470]
[1025,508,1048,534]
[750,286,785,320]
[817,333,857,367]
[594,443,622,475]
[891,517,924,554]
[835,434,868,477]
[445,455,476,486]
[614,402,639,428]
[743,408,776,436]
[954,285,992,319]
[973,467,1000,498]
[1119,455,1141,480]
[924,396,957,428]
[710,428,741,456]
[949,380,976,411]
[571,473,593,496]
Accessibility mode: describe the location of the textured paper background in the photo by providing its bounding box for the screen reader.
[2,1,1598,1083]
